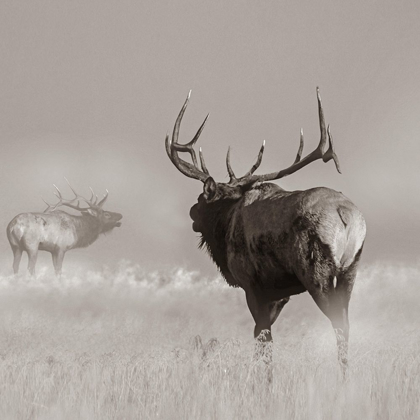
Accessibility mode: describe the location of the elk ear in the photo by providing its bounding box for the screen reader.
[86,208,98,217]
[203,177,217,201]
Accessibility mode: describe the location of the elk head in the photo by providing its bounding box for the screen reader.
[166,89,341,236]
[43,179,122,233]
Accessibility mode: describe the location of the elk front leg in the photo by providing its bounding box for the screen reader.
[52,250,65,276]
[268,298,290,326]
[246,290,290,365]
[246,291,273,342]
[246,291,290,341]
[27,249,38,276]
[11,247,22,274]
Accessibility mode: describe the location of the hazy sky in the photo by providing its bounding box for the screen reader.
[0,0,419,275]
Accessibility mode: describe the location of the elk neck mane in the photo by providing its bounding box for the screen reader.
[198,196,240,286]
[62,212,103,249]
[198,183,288,287]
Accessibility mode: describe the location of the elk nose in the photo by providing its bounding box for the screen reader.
[189,204,198,221]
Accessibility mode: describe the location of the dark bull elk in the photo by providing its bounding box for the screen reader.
[7,181,122,275]
[166,89,366,366]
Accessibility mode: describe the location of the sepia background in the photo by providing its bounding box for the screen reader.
[1,2,420,418]
[0,0,419,275]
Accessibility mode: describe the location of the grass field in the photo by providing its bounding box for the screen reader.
[0,260,418,419]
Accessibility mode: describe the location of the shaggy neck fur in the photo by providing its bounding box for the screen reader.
[72,215,103,249]
[199,198,238,283]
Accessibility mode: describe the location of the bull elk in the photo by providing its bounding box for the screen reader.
[7,181,122,275]
[166,89,366,367]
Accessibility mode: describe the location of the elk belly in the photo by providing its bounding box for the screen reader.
[38,222,77,251]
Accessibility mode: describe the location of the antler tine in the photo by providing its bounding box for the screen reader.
[199,147,210,175]
[53,184,63,199]
[97,189,109,208]
[226,147,237,184]
[171,91,206,168]
[64,177,79,199]
[44,179,103,213]
[285,87,327,164]
[45,185,64,212]
[181,114,209,168]
[64,177,97,207]
[243,140,265,177]
[172,90,191,149]
[316,87,328,154]
[165,91,211,183]
[171,114,209,169]
[88,187,97,205]
[44,184,63,212]
[294,130,304,164]
[323,126,342,173]
[42,197,55,213]
[226,141,266,185]
[235,87,340,186]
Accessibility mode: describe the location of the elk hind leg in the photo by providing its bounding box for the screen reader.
[307,272,353,370]
[333,252,363,367]
[11,246,23,274]
[299,239,353,369]
[329,286,350,369]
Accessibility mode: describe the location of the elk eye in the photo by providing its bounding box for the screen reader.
[104,212,111,218]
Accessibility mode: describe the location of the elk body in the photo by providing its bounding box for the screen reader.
[166,89,366,366]
[7,182,122,275]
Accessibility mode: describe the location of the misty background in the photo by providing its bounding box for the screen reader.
[0,0,419,276]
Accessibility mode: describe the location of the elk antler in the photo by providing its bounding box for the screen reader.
[43,179,109,213]
[227,87,341,187]
[226,141,266,185]
[165,91,211,182]
[64,178,109,209]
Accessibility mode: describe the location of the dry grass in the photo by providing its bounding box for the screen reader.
[0,261,418,419]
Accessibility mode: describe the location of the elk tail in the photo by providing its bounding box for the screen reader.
[337,206,366,270]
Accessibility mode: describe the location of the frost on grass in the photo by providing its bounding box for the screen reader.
[0,261,419,419]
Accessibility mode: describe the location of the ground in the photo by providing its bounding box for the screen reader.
[0,261,418,419]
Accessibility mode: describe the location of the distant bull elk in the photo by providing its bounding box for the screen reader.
[7,181,122,275]
[166,89,366,366]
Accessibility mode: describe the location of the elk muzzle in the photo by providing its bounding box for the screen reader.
[114,213,123,227]
[189,204,200,232]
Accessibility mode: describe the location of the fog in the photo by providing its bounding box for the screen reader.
[0,261,418,344]
[0,1,420,277]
